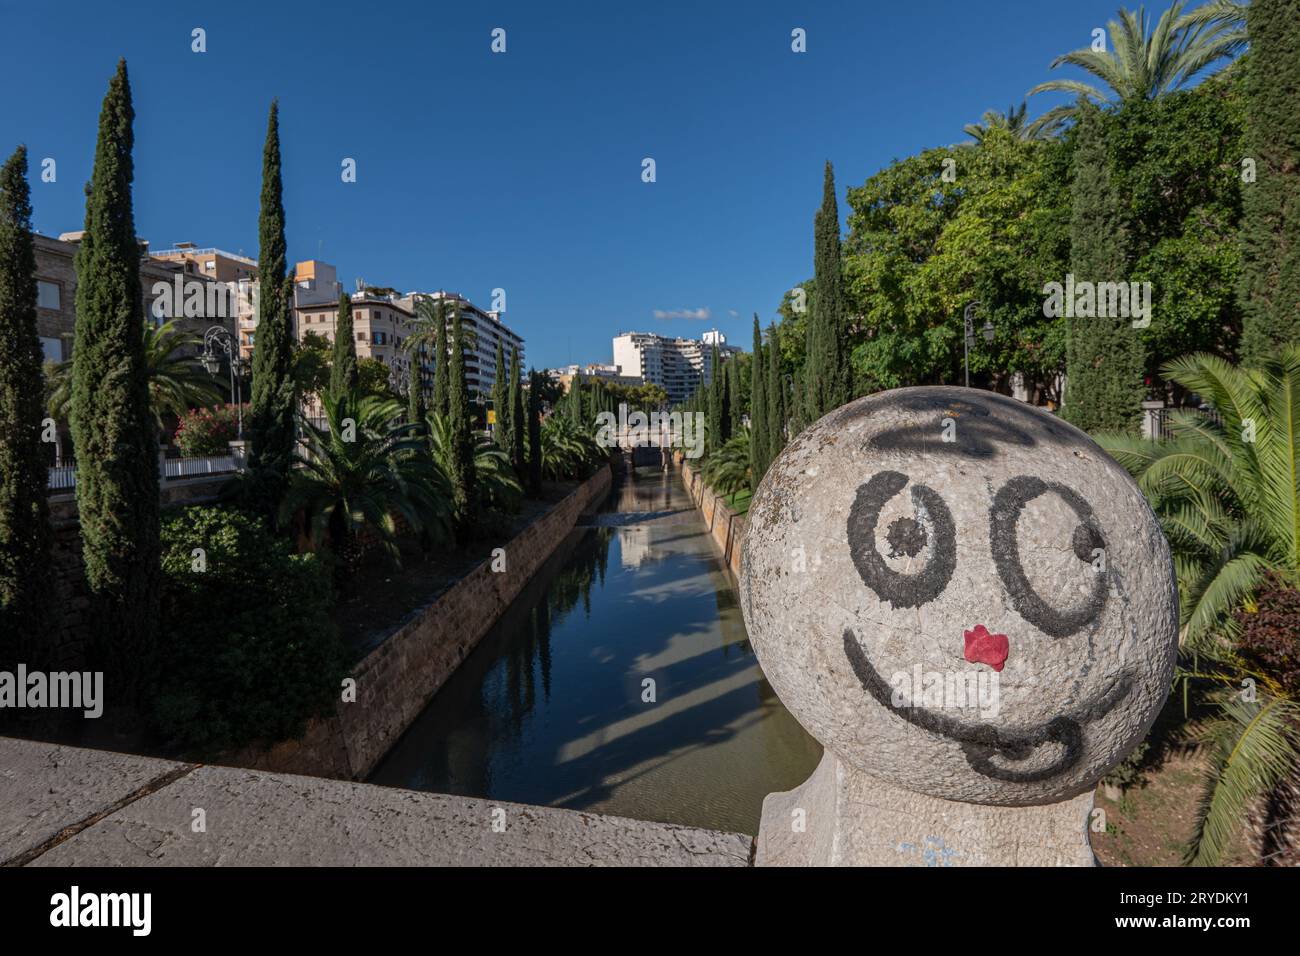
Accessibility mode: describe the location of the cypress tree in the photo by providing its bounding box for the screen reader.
[0,145,53,667]
[749,315,769,491]
[431,300,450,419]
[1062,102,1144,433]
[407,345,425,427]
[448,307,476,536]
[509,344,525,474]
[726,357,742,439]
[806,160,849,422]
[767,322,786,460]
[70,60,160,702]
[490,338,507,449]
[329,291,357,400]
[706,346,724,454]
[248,100,297,520]
[527,368,543,495]
[1239,0,1300,365]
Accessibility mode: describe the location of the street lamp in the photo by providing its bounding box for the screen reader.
[200,326,245,439]
[962,301,993,388]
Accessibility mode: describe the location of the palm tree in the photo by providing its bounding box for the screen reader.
[426,410,523,515]
[46,320,222,432]
[702,432,751,500]
[1025,2,1244,136]
[539,414,605,481]
[963,102,1046,143]
[1096,347,1300,864]
[281,389,454,567]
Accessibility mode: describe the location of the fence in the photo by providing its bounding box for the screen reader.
[1144,404,1224,441]
[47,449,245,492]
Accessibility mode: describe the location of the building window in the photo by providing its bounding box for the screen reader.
[39,336,61,362]
[37,280,60,310]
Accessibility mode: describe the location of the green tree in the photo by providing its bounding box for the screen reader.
[1062,102,1144,433]
[247,100,298,521]
[407,346,426,429]
[726,356,743,438]
[447,306,476,536]
[491,338,508,450]
[0,145,52,665]
[527,368,543,495]
[1097,348,1300,864]
[766,322,787,461]
[1238,0,1300,364]
[431,301,450,418]
[749,316,769,491]
[48,320,223,433]
[329,291,357,400]
[706,346,723,455]
[963,102,1049,143]
[1026,1,1244,134]
[509,344,525,475]
[806,160,850,421]
[702,432,751,500]
[281,390,454,569]
[69,60,161,702]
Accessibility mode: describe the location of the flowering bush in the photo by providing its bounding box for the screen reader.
[173,404,246,457]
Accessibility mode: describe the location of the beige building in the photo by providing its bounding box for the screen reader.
[149,241,258,284]
[36,232,236,365]
[548,363,643,393]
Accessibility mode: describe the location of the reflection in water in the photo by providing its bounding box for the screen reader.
[368,467,822,834]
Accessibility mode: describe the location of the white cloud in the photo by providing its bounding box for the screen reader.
[652,307,711,321]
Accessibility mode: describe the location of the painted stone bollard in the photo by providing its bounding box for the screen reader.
[740,387,1178,866]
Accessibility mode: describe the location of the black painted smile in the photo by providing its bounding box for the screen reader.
[842,629,1133,783]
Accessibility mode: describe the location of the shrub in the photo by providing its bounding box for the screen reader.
[1235,577,1300,698]
[173,404,245,457]
[155,504,346,753]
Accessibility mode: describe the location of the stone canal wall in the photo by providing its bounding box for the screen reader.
[222,465,614,781]
[679,461,745,579]
[0,737,752,867]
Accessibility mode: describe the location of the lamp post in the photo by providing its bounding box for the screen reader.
[200,325,245,439]
[962,301,993,388]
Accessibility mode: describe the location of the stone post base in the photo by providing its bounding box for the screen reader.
[756,752,1097,867]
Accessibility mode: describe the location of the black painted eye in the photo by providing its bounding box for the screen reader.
[847,471,957,609]
[989,475,1108,638]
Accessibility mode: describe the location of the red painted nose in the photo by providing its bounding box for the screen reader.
[964,624,1009,672]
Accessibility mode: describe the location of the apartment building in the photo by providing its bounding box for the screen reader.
[547,363,643,393]
[294,282,418,405]
[35,232,236,365]
[611,329,741,405]
[149,241,258,284]
[397,290,525,402]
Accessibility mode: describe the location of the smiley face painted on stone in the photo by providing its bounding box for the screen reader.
[740,387,1178,806]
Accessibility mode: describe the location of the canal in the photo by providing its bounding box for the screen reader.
[368,465,822,835]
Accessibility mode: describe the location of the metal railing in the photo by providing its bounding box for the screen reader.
[48,450,245,492]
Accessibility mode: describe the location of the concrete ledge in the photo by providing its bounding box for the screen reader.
[0,737,194,865]
[2,738,751,867]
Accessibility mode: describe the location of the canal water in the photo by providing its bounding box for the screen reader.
[368,465,822,835]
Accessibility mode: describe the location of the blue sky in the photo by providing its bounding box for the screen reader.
[1,0,1135,370]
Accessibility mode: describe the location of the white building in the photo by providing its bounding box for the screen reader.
[612,329,741,405]
[398,291,525,402]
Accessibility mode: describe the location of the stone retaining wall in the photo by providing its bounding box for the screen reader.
[222,466,614,780]
[679,461,745,579]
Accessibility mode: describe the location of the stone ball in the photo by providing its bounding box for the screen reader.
[740,387,1178,806]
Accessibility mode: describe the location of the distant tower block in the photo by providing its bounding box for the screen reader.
[740,387,1177,866]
